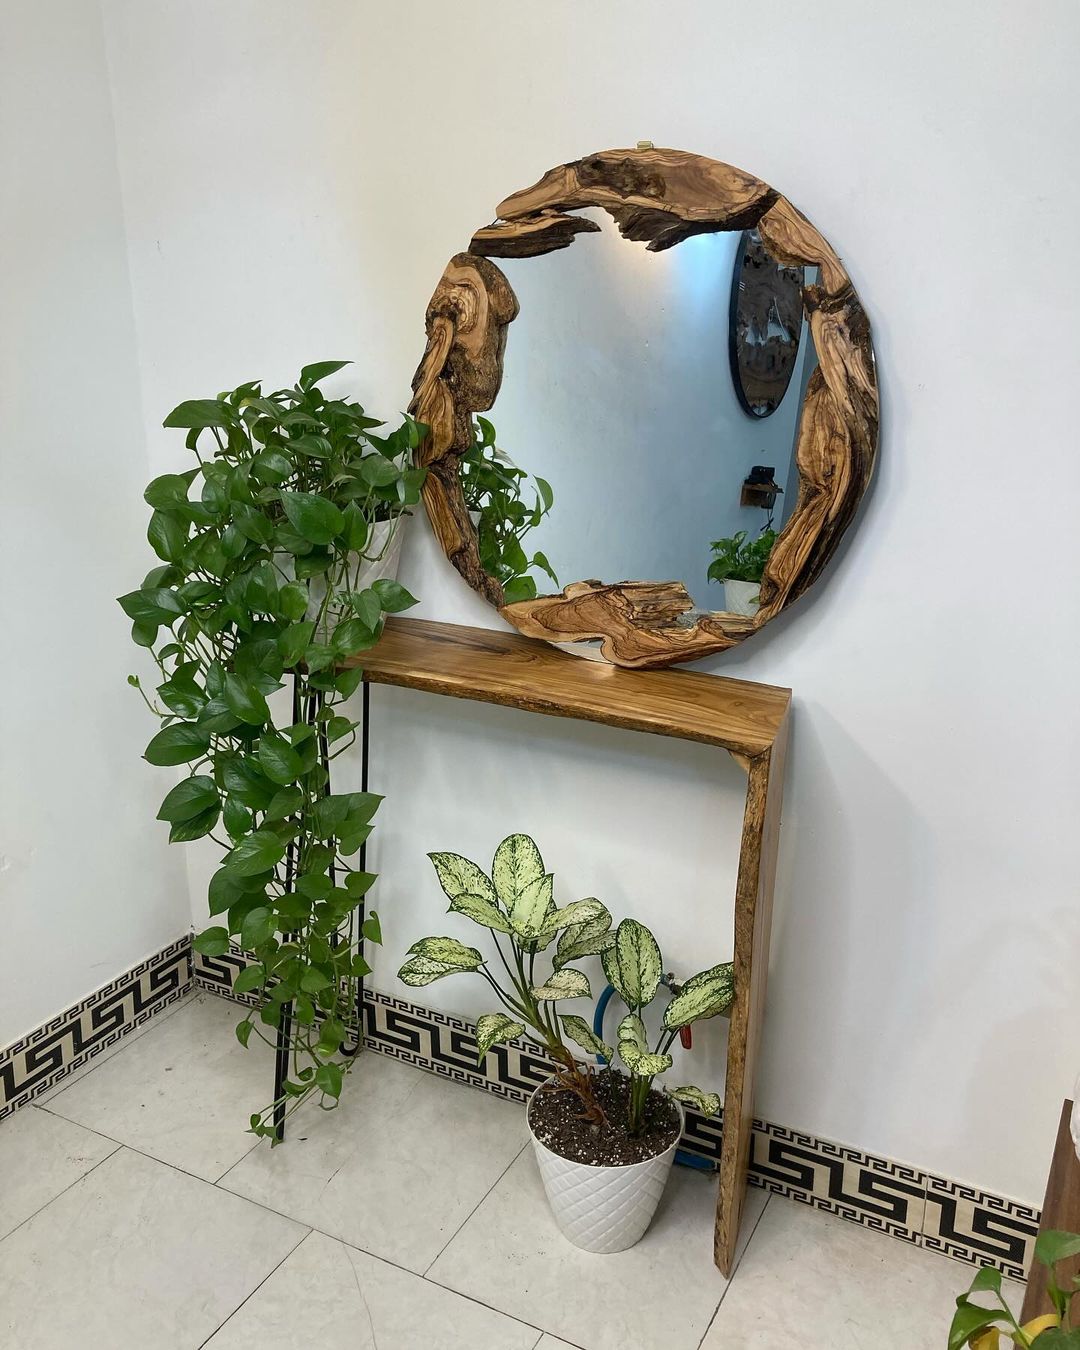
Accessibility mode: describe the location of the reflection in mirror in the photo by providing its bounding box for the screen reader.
[471,209,819,616]
[729,228,806,418]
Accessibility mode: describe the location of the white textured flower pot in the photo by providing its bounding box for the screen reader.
[527,1083,684,1254]
[722,578,760,616]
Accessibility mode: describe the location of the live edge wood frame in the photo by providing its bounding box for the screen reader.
[410,146,879,670]
[344,617,792,1275]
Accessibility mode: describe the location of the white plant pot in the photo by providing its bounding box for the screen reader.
[302,517,406,622]
[722,578,761,617]
[527,1082,684,1254]
[353,517,405,590]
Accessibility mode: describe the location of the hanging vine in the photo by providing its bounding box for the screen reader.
[119,361,425,1138]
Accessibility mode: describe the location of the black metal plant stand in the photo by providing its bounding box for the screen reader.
[272,678,370,1141]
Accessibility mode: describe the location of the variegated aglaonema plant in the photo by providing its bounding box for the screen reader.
[397,834,734,1136]
[598,918,735,1134]
[398,834,614,1123]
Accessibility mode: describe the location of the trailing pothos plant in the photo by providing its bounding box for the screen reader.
[706,527,777,585]
[397,834,732,1135]
[596,918,734,1135]
[460,416,558,604]
[949,1230,1080,1347]
[118,360,425,1139]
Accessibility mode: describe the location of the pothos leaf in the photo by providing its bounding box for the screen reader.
[156,775,219,823]
[225,830,286,877]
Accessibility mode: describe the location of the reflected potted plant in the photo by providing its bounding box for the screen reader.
[707,528,777,616]
[461,416,558,603]
[398,834,733,1252]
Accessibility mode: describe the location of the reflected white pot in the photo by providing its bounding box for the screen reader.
[527,1081,684,1254]
[723,578,760,617]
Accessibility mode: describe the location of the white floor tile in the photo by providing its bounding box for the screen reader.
[0,1147,306,1350]
[428,1149,768,1350]
[43,995,276,1181]
[203,1229,540,1349]
[536,1339,584,1349]
[0,1106,117,1239]
[701,1195,1026,1349]
[34,990,197,1104]
[220,1055,530,1273]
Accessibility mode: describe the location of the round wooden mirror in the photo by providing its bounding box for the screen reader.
[410,147,878,670]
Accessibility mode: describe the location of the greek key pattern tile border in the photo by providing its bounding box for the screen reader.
[195,944,1038,1278]
[0,935,191,1120]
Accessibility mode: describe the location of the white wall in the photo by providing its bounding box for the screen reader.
[0,1,191,1044]
[98,0,1080,1206]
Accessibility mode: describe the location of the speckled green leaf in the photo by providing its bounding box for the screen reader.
[530,968,590,1002]
[670,1086,721,1117]
[491,834,544,910]
[428,852,498,906]
[614,919,662,1010]
[474,1013,524,1062]
[555,906,615,970]
[537,897,606,938]
[509,872,553,940]
[406,936,484,969]
[397,955,469,987]
[601,943,623,997]
[662,962,735,1030]
[559,1014,612,1064]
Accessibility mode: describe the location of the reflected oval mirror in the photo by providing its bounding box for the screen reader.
[411,147,878,669]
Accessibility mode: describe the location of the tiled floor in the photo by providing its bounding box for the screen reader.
[0,995,1022,1349]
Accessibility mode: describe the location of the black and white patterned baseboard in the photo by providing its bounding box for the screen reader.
[2,936,1040,1279]
[194,943,1039,1279]
[0,935,191,1120]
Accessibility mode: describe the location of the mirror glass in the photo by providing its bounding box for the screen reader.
[462,209,819,615]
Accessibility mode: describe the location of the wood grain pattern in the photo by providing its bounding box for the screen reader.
[470,210,601,258]
[714,716,789,1274]
[342,617,790,755]
[409,253,518,606]
[340,616,790,1274]
[1021,1100,1080,1322]
[412,147,878,670]
[496,147,777,248]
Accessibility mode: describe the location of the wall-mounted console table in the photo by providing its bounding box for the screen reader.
[344,616,791,1275]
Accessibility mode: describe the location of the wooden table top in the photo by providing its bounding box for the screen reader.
[343,618,790,758]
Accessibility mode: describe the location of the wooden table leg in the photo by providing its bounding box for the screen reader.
[1021,1100,1080,1322]
[714,714,789,1274]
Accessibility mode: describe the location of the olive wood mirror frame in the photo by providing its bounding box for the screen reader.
[410,147,879,670]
